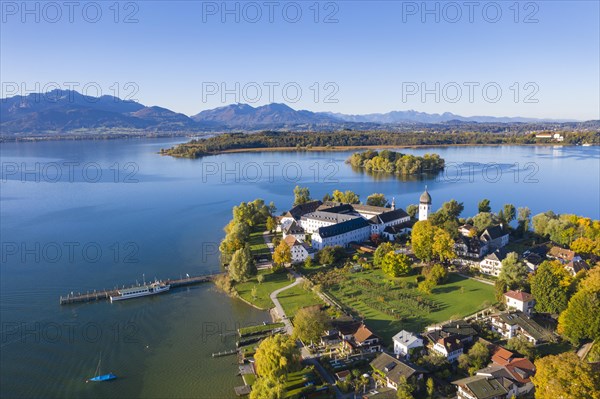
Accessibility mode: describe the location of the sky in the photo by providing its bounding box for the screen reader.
[1,1,599,120]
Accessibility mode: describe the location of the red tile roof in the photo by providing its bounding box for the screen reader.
[504,290,534,302]
[491,347,515,366]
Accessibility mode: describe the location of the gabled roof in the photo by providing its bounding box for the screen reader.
[494,311,552,342]
[505,358,536,384]
[437,335,463,353]
[565,260,589,275]
[317,203,355,214]
[484,248,509,263]
[547,246,575,262]
[354,324,379,344]
[491,347,515,366]
[383,221,414,234]
[370,353,426,384]
[288,200,323,220]
[316,218,370,238]
[378,208,409,223]
[504,290,534,303]
[480,225,507,241]
[283,235,302,247]
[452,375,509,399]
[302,211,358,224]
[283,220,304,235]
[440,320,478,337]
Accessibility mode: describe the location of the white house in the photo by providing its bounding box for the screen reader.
[432,335,463,362]
[490,311,550,345]
[479,249,509,277]
[504,290,535,316]
[283,236,313,264]
[392,330,423,358]
[282,220,306,242]
[480,225,509,255]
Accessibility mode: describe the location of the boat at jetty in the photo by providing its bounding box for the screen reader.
[109,280,170,302]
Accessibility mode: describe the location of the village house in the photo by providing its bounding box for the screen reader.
[431,335,464,362]
[340,323,382,354]
[480,248,509,277]
[392,330,423,358]
[370,352,427,391]
[453,373,514,399]
[281,220,306,242]
[480,225,509,255]
[490,311,552,345]
[455,235,485,259]
[546,246,588,276]
[459,224,478,237]
[504,290,535,316]
[280,200,323,229]
[283,236,314,264]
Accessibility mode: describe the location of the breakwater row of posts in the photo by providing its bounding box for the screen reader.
[59,274,222,305]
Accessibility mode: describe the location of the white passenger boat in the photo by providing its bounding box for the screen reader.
[110,280,170,302]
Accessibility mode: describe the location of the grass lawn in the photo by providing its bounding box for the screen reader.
[236,270,293,309]
[249,222,270,257]
[277,284,324,316]
[326,269,495,342]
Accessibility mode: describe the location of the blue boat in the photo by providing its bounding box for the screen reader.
[87,353,117,382]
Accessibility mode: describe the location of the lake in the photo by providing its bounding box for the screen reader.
[1,139,598,398]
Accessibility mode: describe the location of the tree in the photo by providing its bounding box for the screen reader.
[530,261,572,314]
[293,307,329,344]
[502,204,516,224]
[304,256,313,268]
[293,186,311,206]
[381,251,412,277]
[257,274,265,284]
[373,242,395,268]
[425,264,448,284]
[458,341,490,375]
[497,252,529,291]
[395,376,415,399]
[472,212,494,233]
[426,377,435,398]
[431,228,455,262]
[418,279,436,294]
[316,246,337,265]
[570,237,599,256]
[532,352,600,399]
[406,204,418,219]
[440,199,464,221]
[228,244,256,282]
[254,335,300,379]
[251,285,258,300]
[505,336,535,360]
[273,241,291,267]
[250,377,285,399]
[366,193,388,207]
[478,199,491,213]
[517,207,531,233]
[266,216,277,233]
[558,284,600,345]
[411,221,435,261]
[332,189,360,204]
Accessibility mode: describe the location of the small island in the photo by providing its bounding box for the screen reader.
[347,150,445,175]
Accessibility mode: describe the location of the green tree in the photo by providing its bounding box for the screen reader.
[396,376,415,399]
[228,244,256,282]
[373,242,395,267]
[366,193,388,207]
[498,252,529,291]
[440,199,464,221]
[381,251,412,277]
[249,377,285,399]
[530,261,572,314]
[426,377,435,398]
[502,204,516,224]
[273,241,291,267]
[293,307,329,344]
[293,186,311,206]
[257,274,265,284]
[266,216,277,233]
[251,285,258,300]
[517,207,531,233]
[254,335,300,379]
[472,212,494,233]
[532,352,600,399]
[406,204,418,219]
[304,256,313,268]
[478,199,491,213]
[425,264,448,284]
[506,336,535,360]
[458,341,490,375]
[316,246,336,265]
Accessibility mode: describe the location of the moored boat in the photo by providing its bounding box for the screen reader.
[109,280,170,302]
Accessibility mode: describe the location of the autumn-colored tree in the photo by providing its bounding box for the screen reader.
[411,221,435,261]
[530,261,572,314]
[373,242,395,267]
[266,216,277,233]
[272,241,291,267]
[558,268,600,345]
[570,237,600,256]
[424,264,448,285]
[532,352,600,399]
[431,228,455,262]
[331,189,360,204]
[426,377,435,398]
[293,307,329,344]
[249,377,285,399]
[381,251,412,277]
[254,335,300,379]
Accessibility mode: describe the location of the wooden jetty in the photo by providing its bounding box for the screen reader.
[59,273,223,305]
[211,349,237,358]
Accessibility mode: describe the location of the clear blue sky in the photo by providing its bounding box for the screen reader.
[1,1,599,120]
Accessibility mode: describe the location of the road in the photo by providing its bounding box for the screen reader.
[269,271,303,335]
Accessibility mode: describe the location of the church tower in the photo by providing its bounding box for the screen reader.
[391,197,396,210]
[419,187,431,221]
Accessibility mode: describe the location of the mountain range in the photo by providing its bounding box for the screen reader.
[0,90,586,136]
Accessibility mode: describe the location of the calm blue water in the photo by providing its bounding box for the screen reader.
[0,139,598,398]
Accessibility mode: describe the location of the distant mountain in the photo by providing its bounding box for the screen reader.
[0,91,588,137]
[0,90,203,135]
[191,103,338,127]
